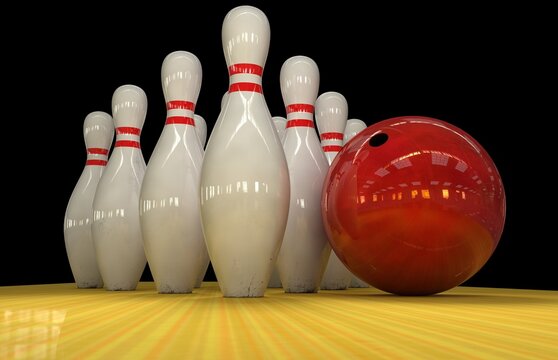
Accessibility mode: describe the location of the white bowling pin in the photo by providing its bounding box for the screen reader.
[200,5,290,297]
[194,114,207,149]
[64,111,114,288]
[343,118,370,288]
[315,91,353,290]
[276,56,330,293]
[272,116,287,143]
[92,85,148,291]
[139,51,208,294]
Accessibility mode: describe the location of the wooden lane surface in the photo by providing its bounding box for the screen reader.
[1,282,557,359]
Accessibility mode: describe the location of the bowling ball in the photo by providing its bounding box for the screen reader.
[322,116,506,295]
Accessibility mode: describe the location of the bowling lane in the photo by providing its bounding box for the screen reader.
[1,283,556,359]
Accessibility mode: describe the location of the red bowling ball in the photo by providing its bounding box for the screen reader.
[322,116,506,295]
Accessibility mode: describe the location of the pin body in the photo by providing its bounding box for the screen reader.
[92,85,148,291]
[64,112,114,288]
[200,6,290,297]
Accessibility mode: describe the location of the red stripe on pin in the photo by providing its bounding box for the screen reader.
[286,103,314,114]
[323,145,343,152]
[165,116,195,125]
[229,82,263,93]
[115,140,140,148]
[321,132,344,140]
[228,63,263,76]
[86,159,108,166]
[167,100,195,111]
[87,148,109,155]
[116,127,141,135]
[286,119,314,128]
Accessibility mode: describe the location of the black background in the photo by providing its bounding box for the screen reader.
[3,2,549,290]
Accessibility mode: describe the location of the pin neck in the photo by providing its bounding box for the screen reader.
[116,127,141,135]
[322,145,343,152]
[228,63,263,93]
[166,116,195,126]
[286,103,314,114]
[86,147,109,166]
[286,120,314,128]
[167,101,195,111]
[320,131,344,153]
[285,103,315,128]
[165,101,196,126]
[115,127,141,148]
[87,148,109,155]
[320,132,344,141]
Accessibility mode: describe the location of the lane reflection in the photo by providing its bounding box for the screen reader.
[2,309,66,359]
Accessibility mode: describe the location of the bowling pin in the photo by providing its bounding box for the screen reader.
[272,116,287,142]
[343,118,370,288]
[194,114,207,148]
[315,91,353,290]
[139,51,208,294]
[276,56,331,293]
[267,115,287,289]
[92,85,147,291]
[64,111,114,288]
[200,5,290,297]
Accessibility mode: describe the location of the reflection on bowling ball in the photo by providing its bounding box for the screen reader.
[322,116,506,295]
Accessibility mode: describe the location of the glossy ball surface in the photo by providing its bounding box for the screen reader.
[322,116,506,295]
